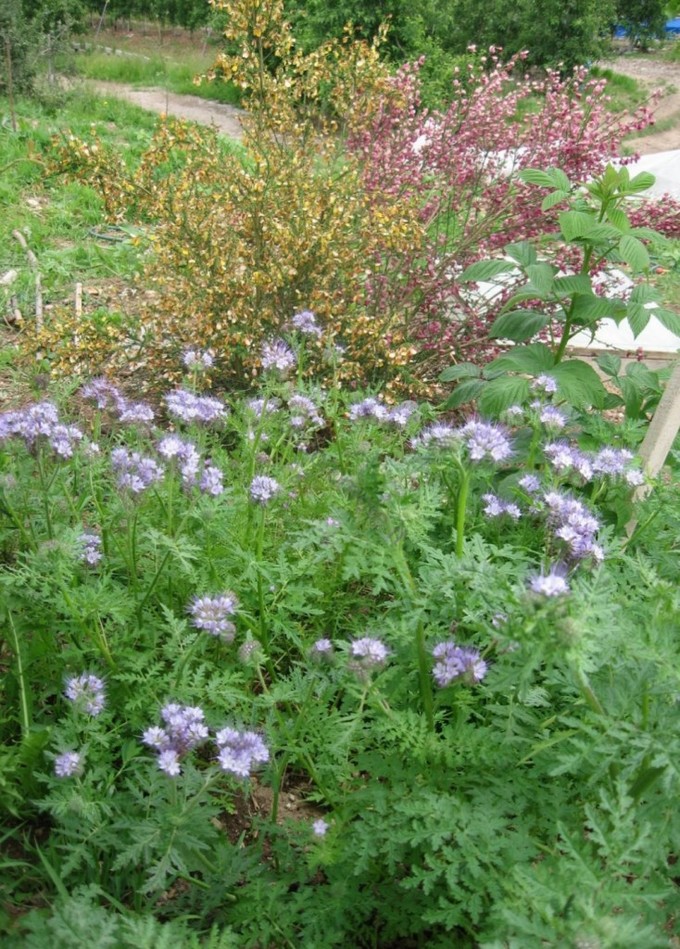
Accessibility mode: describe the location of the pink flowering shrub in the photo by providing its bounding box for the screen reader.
[345,50,657,379]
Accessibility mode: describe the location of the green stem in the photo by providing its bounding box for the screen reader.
[36,450,54,540]
[8,611,30,736]
[455,469,470,558]
[415,621,434,732]
[137,549,172,622]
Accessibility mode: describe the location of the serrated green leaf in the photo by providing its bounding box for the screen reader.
[550,360,607,408]
[626,302,651,337]
[440,379,485,408]
[652,307,680,338]
[487,343,555,373]
[559,210,596,241]
[439,362,481,383]
[490,309,548,341]
[541,190,570,212]
[519,168,559,188]
[553,274,592,297]
[458,259,517,283]
[499,289,545,312]
[627,171,655,194]
[526,263,556,296]
[479,376,531,415]
[619,234,650,272]
[605,207,630,232]
[504,241,537,267]
[596,353,621,377]
[571,294,627,325]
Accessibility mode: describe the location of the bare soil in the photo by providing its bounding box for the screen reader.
[603,52,680,153]
[86,52,680,153]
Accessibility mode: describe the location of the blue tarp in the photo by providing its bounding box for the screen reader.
[614,19,680,37]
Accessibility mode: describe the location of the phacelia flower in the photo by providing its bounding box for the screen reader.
[482,493,521,520]
[261,339,296,374]
[411,422,460,449]
[250,475,281,504]
[77,532,102,566]
[189,594,239,641]
[291,310,322,337]
[532,374,558,394]
[54,751,82,778]
[215,727,269,778]
[312,818,330,837]
[460,420,513,463]
[165,389,228,424]
[111,447,164,494]
[518,474,541,494]
[349,637,390,673]
[529,565,570,597]
[143,703,209,777]
[199,463,224,496]
[539,405,567,430]
[65,673,106,716]
[183,349,214,370]
[432,642,487,687]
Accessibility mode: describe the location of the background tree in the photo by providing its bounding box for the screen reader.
[616,0,668,47]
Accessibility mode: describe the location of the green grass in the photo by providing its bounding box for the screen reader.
[588,65,647,112]
[73,50,241,105]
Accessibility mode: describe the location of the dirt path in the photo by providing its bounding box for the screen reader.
[603,53,680,153]
[89,80,245,140]
[90,54,679,154]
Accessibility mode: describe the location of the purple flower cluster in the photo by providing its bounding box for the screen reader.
[432,642,488,687]
[54,751,82,778]
[246,397,280,417]
[349,398,417,427]
[215,727,269,777]
[310,637,334,660]
[543,491,603,562]
[460,420,513,463]
[157,435,225,495]
[538,405,567,431]
[81,379,154,424]
[411,422,460,448]
[288,394,324,429]
[482,493,521,520]
[143,703,210,777]
[250,475,281,504]
[65,673,106,716]
[349,637,390,673]
[77,532,102,566]
[261,339,296,374]
[530,564,570,597]
[165,389,228,425]
[291,310,322,337]
[531,374,558,395]
[544,442,643,486]
[111,447,164,494]
[189,593,239,642]
[182,349,214,370]
[0,402,84,459]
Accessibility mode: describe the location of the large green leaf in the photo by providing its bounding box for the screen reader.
[553,274,592,297]
[458,259,517,283]
[626,171,655,194]
[541,190,570,212]
[571,294,626,325]
[441,379,485,409]
[559,210,597,241]
[439,362,481,383]
[626,302,651,337]
[487,343,555,373]
[619,234,650,273]
[490,309,549,341]
[605,207,630,233]
[479,375,531,416]
[505,241,537,267]
[596,353,621,378]
[550,360,607,408]
[651,306,680,339]
[526,263,555,296]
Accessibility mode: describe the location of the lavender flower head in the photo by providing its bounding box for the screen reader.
[157,435,200,487]
[529,564,570,597]
[189,593,239,642]
[482,493,521,520]
[518,474,541,494]
[432,642,487,687]
[411,422,460,449]
[460,420,513,463]
[310,638,334,664]
[199,463,225,496]
[183,349,214,370]
[77,532,103,566]
[54,751,82,778]
[165,389,228,425]
[539,405,567,431]
[543,491,603,562]
[312,818,330,837]
[250,475,281,504]
[215,727,269,778]
[142,703,209,776]
[532,374,558,395]
[349,637,390,676]
[291,310,322,337]
[261,339,296,374]
[111,447,164,494]
[65,673,106,716]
